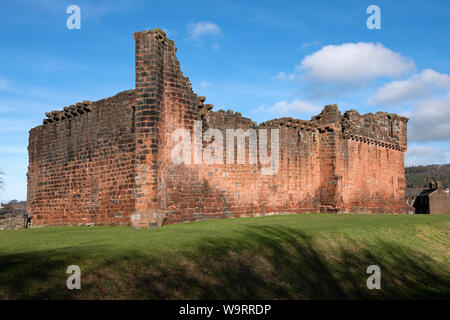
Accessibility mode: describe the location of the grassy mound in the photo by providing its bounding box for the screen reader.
[0,213,449,299]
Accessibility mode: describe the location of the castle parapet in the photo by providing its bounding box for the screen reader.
[40,90,135,125]
[341,110,408,151]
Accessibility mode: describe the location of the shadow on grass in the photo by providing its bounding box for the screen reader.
[0,225,449,299]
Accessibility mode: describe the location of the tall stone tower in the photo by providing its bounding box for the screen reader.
[132,29,201,227]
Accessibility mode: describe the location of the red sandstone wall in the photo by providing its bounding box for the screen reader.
[27,29,410,228]
[27,91,136,226]
[130,29,409,227]
[130,30,324,226]
[132,29,204,227]
[159,114,322,225]
[339,111,409,214]
[341,139,407,213]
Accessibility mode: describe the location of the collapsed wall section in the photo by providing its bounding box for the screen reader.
[27,90,136,226]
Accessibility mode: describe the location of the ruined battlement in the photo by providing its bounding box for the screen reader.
[27,29,410,228]
[38,90,135,126]
[341,109,408,151]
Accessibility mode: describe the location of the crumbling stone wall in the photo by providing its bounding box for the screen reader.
[27,28,410,228]
[28,91,136,226]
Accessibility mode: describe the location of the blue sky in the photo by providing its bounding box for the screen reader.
[0,0,449,202]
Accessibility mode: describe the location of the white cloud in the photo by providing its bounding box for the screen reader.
[369,69,450,106]
[407,93,450,142]
[161,28,178,37]
[199,81,211,89]
[298,42,416,84]
[187,21,222,40]
[32,57,87,73]
[300,40,321,49]
[257,99,321,116]
[271,72,296,81]
[405,145,450,167]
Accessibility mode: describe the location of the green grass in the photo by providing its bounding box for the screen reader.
[0,213,449,299]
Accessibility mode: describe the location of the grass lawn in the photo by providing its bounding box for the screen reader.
[0,213,449,299]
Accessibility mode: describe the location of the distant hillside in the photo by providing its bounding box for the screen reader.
[405,164,450,189]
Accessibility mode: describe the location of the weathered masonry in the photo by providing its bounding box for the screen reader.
[27,28,410,228]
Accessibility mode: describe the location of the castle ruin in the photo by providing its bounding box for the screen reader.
[27,29,410,228]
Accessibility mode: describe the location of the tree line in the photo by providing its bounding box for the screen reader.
[405,164,450,189]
